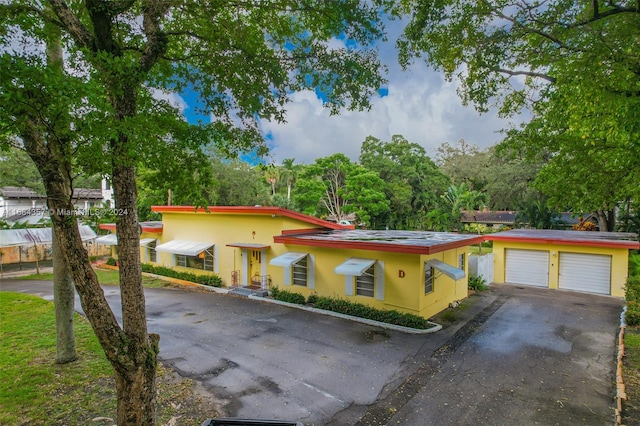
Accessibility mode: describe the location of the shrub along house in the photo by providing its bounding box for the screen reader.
[143,206,483,319]
[487,229,639,297]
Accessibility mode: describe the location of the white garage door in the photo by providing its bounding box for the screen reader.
[559,252,611,295]
[505,249,549,287]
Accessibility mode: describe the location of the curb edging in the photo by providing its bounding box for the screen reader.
[248,295,443,335]
[616,306,627,425]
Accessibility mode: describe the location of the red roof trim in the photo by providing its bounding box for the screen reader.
[280,228,329,236]
[273,234,484,255]
[486,235,640,249]
[151,205,352,230]
[98,223,163,233]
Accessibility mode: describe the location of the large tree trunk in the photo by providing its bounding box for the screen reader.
[114,339,159,425]
[36,2,166,422]
[596,209,616,232]
[21,106,159,425]
[52,226,77,364]
[111,157,159,424]
[44,8,76,365]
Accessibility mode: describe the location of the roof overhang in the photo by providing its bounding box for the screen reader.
[485,230,640,250]
[99,222,163,233]
[155,240,213,256]
[425,259,465,281]
[95,234,118,246]
[0,225,96,247]
[139,238,157,247]
[270,252,308,267]
[334,258,376,276]
[226,242,271,249]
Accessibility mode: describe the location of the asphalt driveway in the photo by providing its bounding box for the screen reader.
[0,279,623,425]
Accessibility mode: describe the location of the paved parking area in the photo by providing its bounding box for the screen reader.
[361,285,624,426]
[1,279,624,425]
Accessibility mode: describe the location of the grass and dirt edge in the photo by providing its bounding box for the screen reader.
[621,250,640,424]
[0,291,222,425]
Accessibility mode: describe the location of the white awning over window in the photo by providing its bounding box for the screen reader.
[335,258,376,276]
[155,240,213,256]
[95,234,118,246]
[139,238,156,247]
[425,259,465,281]
[270,252,308,267]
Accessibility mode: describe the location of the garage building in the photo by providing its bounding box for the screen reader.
[487,229,639,297]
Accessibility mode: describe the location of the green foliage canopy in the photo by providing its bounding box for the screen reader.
[295,153,389,226]
[398,0,640,230]
[360,135,450,229]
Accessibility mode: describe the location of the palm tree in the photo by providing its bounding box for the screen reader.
[516,197,561,229]
[279,158,298,201]
[263,166,279,196]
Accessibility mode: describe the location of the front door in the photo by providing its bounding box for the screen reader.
[239,248,267,287]
[250,250,262,286]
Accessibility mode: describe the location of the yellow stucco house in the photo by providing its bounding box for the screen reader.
[141,206,483,319]
[486,229,640,297]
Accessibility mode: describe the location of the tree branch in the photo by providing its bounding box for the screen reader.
[494,9,581,54]
[0,3,63,27]
[494,67,556,83]
[110,0,136,15]
[567,4,639,28]
[139,0,171,73]
[47,0,93,49]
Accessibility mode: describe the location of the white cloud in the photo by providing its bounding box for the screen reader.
[261,61,526,165]
[148,88,188,115]
[260,18,530,165]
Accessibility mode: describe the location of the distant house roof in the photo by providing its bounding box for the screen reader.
[0,225,97,247]
[461,211,599,227]
[151,205,353,231]
[461,211,517,225]
[485,229,639,249]
[0,186,103,200]
[274,229,484,255]
[71,188,104,200]
[0,186,42,199]
[557,212,598,226]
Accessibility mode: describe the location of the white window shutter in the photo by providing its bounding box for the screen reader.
[375,260,384,301]
[308,254,315,290]
[345,275,354,296]
[283,266,291,286]
[214,245,220,273]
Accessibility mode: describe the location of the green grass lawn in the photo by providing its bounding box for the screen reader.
[18,268,172,288]
[0,292,115,424]
[623,328,640,424]
[0,292,218,425]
